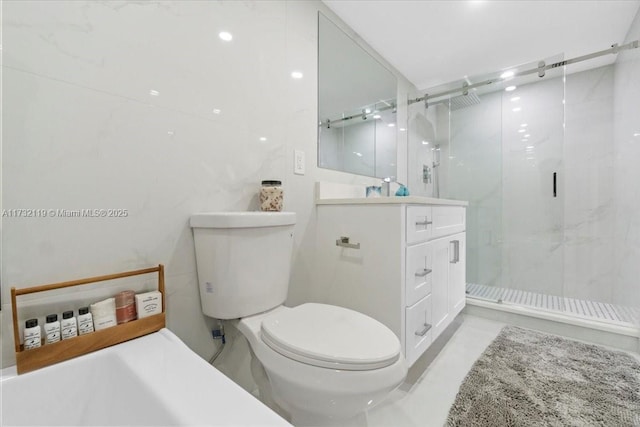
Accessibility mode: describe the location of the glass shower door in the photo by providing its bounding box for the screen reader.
[408,57,566,310]
[498,61,565,310]
[446,85,504,300]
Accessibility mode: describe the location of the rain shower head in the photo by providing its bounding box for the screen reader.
[448,92,482,111]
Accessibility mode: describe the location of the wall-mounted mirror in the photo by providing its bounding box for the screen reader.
[318,12,398,179]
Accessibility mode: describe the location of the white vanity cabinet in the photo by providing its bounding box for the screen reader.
[313,198,467,367]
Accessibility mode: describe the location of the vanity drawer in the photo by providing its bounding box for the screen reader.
[405,241,432,306]
[406,206,432,244]
[431,206,466,239]
[405,293,432,367]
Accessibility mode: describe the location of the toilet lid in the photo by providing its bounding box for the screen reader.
[260,303,401,371]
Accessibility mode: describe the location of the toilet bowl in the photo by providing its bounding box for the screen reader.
[236,304,407,425]
[190,212,407,425]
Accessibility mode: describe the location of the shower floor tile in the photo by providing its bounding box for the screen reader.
[466,283,640,325]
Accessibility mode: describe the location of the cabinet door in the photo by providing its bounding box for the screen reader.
[449,233,466,317]
[431,237,450,340]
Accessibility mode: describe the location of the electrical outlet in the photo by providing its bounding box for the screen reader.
[294,150,305,175]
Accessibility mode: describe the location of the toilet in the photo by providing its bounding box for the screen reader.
[190,211,407,426]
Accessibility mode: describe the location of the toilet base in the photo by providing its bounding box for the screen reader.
[249,350,390,427]
[236,308,407,427]
[250,350,291,422]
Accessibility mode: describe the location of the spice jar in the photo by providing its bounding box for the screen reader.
[260,180,283,212]
[115,290,137,324]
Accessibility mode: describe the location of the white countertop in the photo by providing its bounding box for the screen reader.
[315,196,468,206]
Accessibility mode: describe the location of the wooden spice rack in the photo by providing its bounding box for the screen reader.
[11,264,166,375]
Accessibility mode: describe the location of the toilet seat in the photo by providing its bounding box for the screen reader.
[260,303,400,371]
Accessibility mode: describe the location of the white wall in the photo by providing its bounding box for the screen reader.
[0,1,414,370]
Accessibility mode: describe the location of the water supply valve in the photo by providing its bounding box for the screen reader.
[212,321,225,344]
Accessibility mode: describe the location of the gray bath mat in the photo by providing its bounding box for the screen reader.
[445,326,640,426]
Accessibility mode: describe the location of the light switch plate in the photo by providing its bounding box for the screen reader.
[294,150,305,175]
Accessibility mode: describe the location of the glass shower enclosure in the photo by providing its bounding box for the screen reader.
[408,46,640,326]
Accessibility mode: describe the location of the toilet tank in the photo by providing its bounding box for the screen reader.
[190,212,296,319]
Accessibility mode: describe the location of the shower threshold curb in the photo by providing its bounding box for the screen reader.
[465,298,640,353]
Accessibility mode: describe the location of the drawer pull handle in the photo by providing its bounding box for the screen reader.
[415,323,432,337]
[415,268,432,277]
[415,220,432,226]
[336,236,360,250]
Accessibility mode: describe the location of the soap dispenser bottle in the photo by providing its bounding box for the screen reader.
[23,319,41,350]
[61,310,78,340]
[44,314,61,344]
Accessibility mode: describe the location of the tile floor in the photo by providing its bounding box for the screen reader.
[367,314,506,426]
[367,313,640,427]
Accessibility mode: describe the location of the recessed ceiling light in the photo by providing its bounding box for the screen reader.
[219,31,233,41]
[291,71,303,79]
[399,128,406,132]
[500,71,515,79]
[422,140,430,145]
[518,129,525,133]
[511,96,520,102]
[520,123,528,127]
[505,86,517,92]
[512,107,521,112]
[259,137,267,142]
[387,123,395,127]
[373,114,381,119]
[524,134,530,138]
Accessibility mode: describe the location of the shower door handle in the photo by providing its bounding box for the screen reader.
[553,172,557,198]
